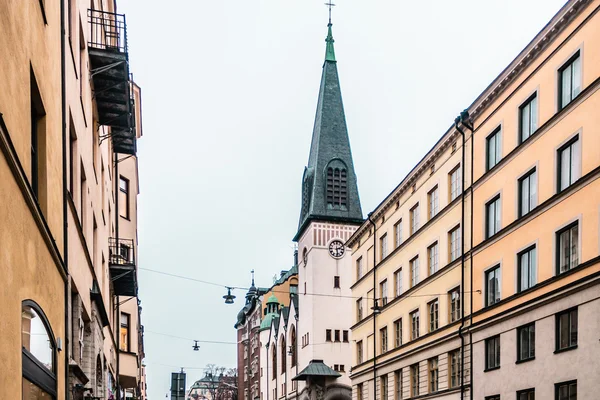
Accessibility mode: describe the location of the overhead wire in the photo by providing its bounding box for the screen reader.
[139,267,481,301]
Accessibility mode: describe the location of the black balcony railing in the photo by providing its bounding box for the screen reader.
[109,238,137,296]
[87,9,137,155]
[88,9,128,54]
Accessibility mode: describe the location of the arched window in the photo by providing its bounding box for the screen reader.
[96,355,103,394]
[272,345,277,379]
[290,327,297,367]
[22,300,56,399]
[280,335,286,374]
[326,167,348,208]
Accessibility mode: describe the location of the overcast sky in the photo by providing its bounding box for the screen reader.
[116,0,567,397]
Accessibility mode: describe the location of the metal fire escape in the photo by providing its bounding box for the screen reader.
[88,9,137,155]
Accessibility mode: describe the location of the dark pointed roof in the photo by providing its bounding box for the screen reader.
[294,23,363,240]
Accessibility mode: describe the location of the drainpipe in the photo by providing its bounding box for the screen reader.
[266,342,270,400]
[367,213,377,400]
[454,110,473,400]
[115,151,120,400]
[60,0,69,397]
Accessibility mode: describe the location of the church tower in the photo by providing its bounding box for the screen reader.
[292,15,362,398]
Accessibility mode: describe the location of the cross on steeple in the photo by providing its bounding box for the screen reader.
[325,1,336,25]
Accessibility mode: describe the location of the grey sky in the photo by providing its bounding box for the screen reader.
[117,0,566,397]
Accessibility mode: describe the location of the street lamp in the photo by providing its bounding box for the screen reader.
[223,287,236,304]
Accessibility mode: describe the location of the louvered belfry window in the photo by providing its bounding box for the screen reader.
[326,167,348,207]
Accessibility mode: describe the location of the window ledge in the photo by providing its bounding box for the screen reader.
[515,357,535,364]
[484,366,500,373]
[554,345,578,354]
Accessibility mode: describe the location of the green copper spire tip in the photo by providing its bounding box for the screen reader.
[325,22,336,62]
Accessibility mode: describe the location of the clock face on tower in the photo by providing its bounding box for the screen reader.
[328,240,345,259]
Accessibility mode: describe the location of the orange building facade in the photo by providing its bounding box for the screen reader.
[349,1,600,399]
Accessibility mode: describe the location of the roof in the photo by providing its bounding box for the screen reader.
[294,22,363,240]
[292,360,341,381]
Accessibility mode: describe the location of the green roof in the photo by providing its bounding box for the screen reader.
[292,360,341,381]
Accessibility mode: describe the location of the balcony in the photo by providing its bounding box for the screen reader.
[87,9,137,155]
[119,350,139,389]
[109,238,137,296]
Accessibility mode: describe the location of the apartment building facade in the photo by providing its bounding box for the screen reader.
[349,1,600,400]
[0,0,147,399]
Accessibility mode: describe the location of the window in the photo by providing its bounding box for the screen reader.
[485,396,500,400]
[394,219,403,247]
[119,176,130,219]
[410,204,419,234]
[449,226,461,262]
[30,70,46,202]
[555,381,577,400]
[410,310,420,340]
[380,327,388,353]
[120,313,130,352]
[380,375,388,400]
[428,242,438,275]
[485,335,501,370]
[394,319,402,348]
[556,308,578,351]
[428,300,439,332]
[517,323,535,362]
[517,389,535,400]
[394,268,402,297]
[339,364,345,372]
[486,127,502,170]
[22,301,57,399]
[428,357,439,393]
[557,222,579,274]
[485,265,501,306]
[449,349,460,388]
[450,165,461,201]
[486,195,501,238]
[518,246,537,292]
[410,364,419,397]
[559,51,581,109]
[326,167,348,208]
[519,93,538,142]
[357,384,363,400]
[380,279,388,306]
[272,346,277,379]
[394,370,402,400]
[357,298,363,321]
[428,186,439,219]
[331,329,338,342]
[326,329,332,342]
[356,341,363,364]
[334,276,340,289]
[357,257,364,279]
[380,234,388,259]
[343,330,349,342]
[410,256,419,288]
[518,169,537,217]
[557,136,581,192]
[290,329,297,367]
[449,288,460,323]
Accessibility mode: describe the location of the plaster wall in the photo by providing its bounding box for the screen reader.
[0,0,66,398]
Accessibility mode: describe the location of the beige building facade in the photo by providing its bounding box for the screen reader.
[349,1,600,400]
[0,0,147,399]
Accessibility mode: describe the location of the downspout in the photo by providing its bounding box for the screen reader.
[453,118,466,400]
[294,312,299,400]
[455,111,474,400]
[367,213,376,400]
[115,152,120,400]
[60,0,69,397]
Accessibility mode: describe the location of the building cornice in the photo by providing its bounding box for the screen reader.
[347,0,592,248]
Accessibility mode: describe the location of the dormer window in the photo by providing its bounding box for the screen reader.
[326,167,348,208]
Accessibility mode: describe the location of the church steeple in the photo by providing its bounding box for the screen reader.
[294,20,363,241]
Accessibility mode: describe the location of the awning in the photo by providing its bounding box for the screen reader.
[292,360,341,381]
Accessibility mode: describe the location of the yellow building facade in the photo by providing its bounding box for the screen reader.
[349,1,600,399]
[0,0,147,399]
